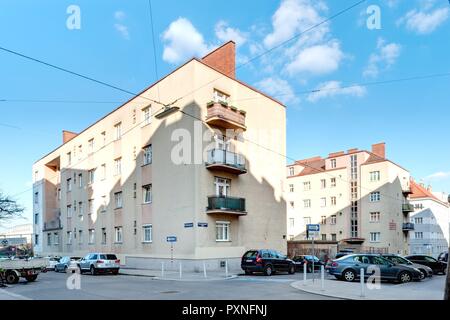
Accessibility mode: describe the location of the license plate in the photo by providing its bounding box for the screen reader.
[246,259,253,263]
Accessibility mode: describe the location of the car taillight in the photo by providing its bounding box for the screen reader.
[256,255,262,264]
[115,259,120,264]
[331,262,339,267]
[96,260,104,264]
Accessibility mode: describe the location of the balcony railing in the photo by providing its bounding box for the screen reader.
[205,102,246,130]
[402,203,414,213]
[43,218,63,231]
[206,149,247,175]
[206,196,247,215]
[402,222,415,231]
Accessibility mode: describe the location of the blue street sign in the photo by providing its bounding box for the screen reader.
[307,224,320,232]
[166,236,177,242]
[184,223,194,228]
[197,222,208,228]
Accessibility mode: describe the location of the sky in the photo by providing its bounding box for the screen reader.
[0,0,449,229]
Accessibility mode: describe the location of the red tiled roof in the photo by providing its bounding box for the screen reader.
[410,179,440,202]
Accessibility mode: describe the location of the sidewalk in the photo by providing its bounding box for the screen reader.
[291,276,445,300]
[119,267,238,281]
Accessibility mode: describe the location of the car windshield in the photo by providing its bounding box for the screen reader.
[305,256,319,262]
[100,254,117,260]
[387,256,410,265]
[244,251,258,258]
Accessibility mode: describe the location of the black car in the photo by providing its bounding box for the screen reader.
[292,255,324,273]
[405,255,447,275]
[241,249,296,276]
[438,251,448,263]
[380,254,433,279]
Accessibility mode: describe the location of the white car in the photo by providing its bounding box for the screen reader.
[44,256,61,271]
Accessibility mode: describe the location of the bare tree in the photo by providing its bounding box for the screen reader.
[0,192,24,222]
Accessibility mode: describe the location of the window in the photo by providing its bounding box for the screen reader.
[57,188,61,200]
[34,213,39,224]
[143,145,152,165]
[321,179,326,189]
[303,217,311,225]
[101,131,106,146]
[47,233,52,246]
[67,178,72,192]
[289,184,294,193]
[289,201,295,209]
[114,192,123,209]
[34,170,38,182]
[370,232,380,243]
[67,205,72,218]
[78,230,83,244]
[142,106,152,125]
[213,89,229,104]
[88,168,95,184]
[331,178,336,187]
[78,145,82,159]
[415,232,423,239]
[330,159,337,168]
[114,158,122,175]
[34,192,39,204]
[88,199,94,215]
[214,177,230,197]
[321,216,326,224]
[67,152,72,165]
[101,228,107,244]
[143,185,152,204]
[78,202,83,216]
[101,164,106,180]
[370,171,381,182]
[331,196,337,206]
[303,181,311,191]
[88,138,94,154]
[289,218,295,228]
[67,231,73,245]
[303,199,311,208]
[115,227,123,243]
[321,234,327,241]
[370,212,380,222]
[331,234,337,241]
[289,167,295,176]
[350,155,358,179]
[114,122,122,140]
[78,173,83,188]
[34,234,39,245]
[142,224,152,243]
[320,197,327,207]
[89,229,95,244]
[54,233,59,245]
[370,192,381,202]
[101,195,107,212]
[414,217,423,224]
[216,221,230,241]
[330,215,337,225]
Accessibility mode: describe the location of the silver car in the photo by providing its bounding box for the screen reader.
[78,253,120,275]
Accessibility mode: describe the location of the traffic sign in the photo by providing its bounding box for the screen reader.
[197,222,208,228]
[184,223,194,228]
[166,236,177,242]
[307,224,320,232]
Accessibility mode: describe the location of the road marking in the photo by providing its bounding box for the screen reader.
[0,289,32,300]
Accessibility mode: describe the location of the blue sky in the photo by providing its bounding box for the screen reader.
[0,0,449,229]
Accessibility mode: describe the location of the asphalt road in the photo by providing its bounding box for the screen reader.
[2,271,336,300]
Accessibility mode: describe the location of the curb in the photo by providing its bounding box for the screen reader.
[119,271,238,281]
[290,281,352,300]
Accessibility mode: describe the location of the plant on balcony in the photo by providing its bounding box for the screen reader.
[219,101,228,107]
[239,109,246,115]
[206,101,215,108]
[229,105,238,112]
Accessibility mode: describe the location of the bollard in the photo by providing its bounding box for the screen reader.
[321,265,325,291]
[203,261,207,278]
[360,268,365,298]
[161,262,164,278]
[303,263,307,285]
[179,262,182,279]
[225,260,229,278]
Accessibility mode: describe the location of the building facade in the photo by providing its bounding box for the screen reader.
[286,143,413,255]
[409,180,449,258]
[32,42,287,270]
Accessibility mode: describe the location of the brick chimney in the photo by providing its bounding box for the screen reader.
[63,130,78,144]
[371,142,386,159]
[201,41,235,79]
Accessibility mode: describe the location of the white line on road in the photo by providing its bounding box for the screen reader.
[0,288,32,300]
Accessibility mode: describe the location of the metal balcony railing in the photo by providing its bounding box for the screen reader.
[206,149,246,173]
[43,218,63,231]
[402,203,414,213]
[207,196,246,213]
[402,222,415,231]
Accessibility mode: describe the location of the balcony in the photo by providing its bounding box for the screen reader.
[206,149,247,175]
[402,203,414,213]
[402,222,415,231]
[43,218,63,231]
[206,196,247,216]
[205,102,246,130]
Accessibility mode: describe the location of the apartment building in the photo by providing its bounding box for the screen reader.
[32,41,287,270]
[286,143,413,255]
[409,180,450,258]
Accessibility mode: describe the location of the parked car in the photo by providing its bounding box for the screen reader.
[405,255,447,275]
[55,256,81,273]
[335,250,354,259]
[438,251,448,263]
[327,254,423,283]
[78,253,120,275]
[380,254,433,279]
[44,256,61,271]
[241,249,296,276]
[292,255,324,273]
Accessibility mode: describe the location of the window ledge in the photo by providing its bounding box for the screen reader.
[114,242,123,244]
[216,240,231,243]
[141,163,152,167]
[142,241,153,244]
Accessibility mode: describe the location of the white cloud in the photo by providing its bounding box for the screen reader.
[286,41,343,75]
[162,17,211,64]
[114,11,129,40]
[255,77,299,105]
[215,21,247,47]
[363,38,401,78]
[425,171,450,180]
[307,80,367,102]
[398,7,449,34]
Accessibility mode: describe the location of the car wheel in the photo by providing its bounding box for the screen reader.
[343,269,356,282]
[264,265,273,276]
[398,271,412,283]
[288,265,295,275]
[418,269,426,280]
[90,265,96,276]
[5,272,19,285]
